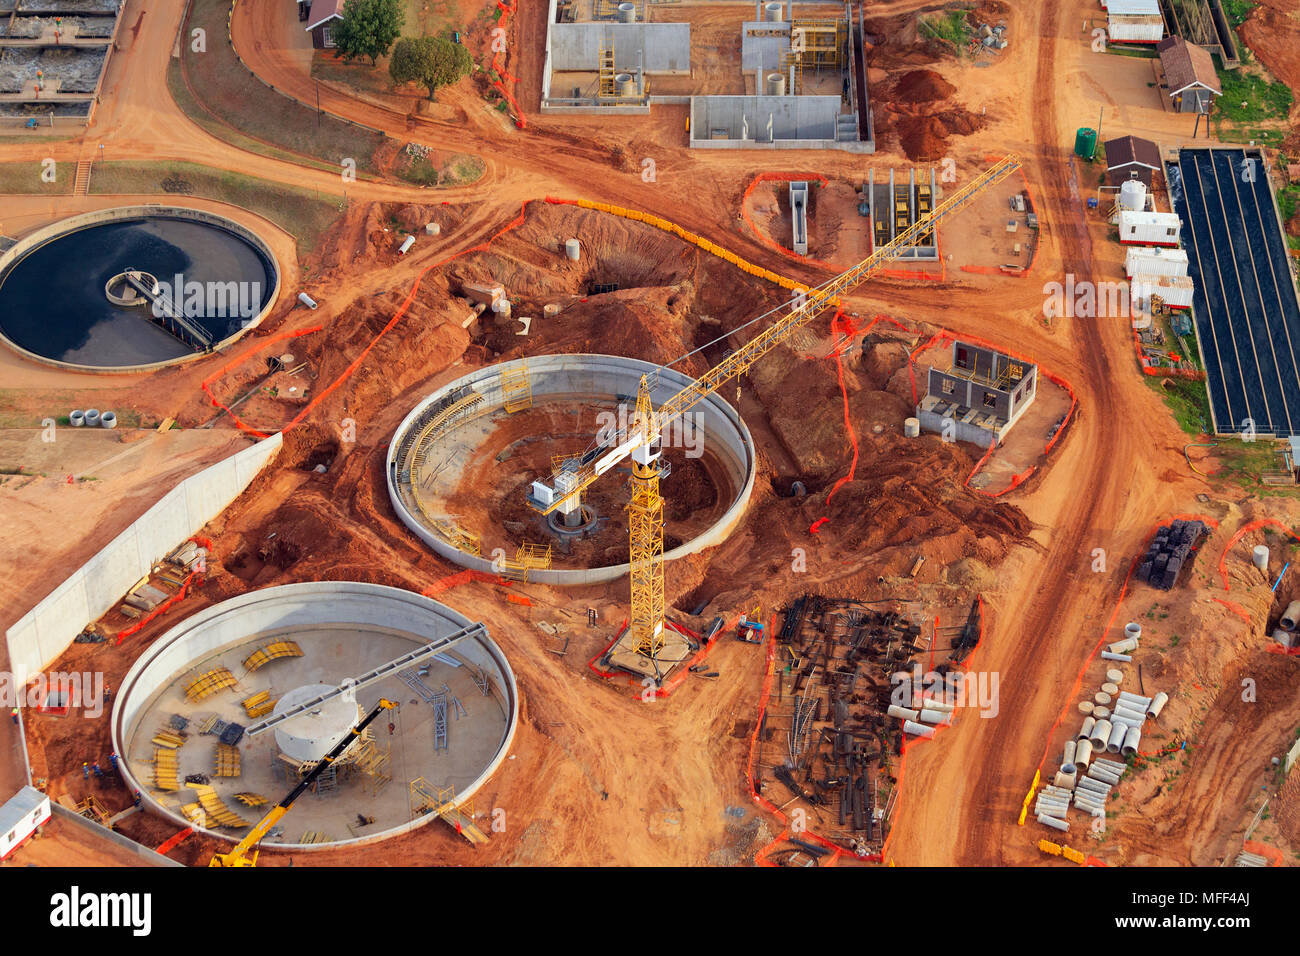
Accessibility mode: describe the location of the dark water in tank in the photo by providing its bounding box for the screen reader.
[0,217,275,368]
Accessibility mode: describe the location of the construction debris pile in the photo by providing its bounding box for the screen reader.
[756,595,980,858]
[1135,519,1206,590]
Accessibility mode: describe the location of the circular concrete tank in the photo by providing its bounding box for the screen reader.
[111,582,518,852]
[388,354,757,585]
[765,72,786,96]
[0,206,281,373]
[764,2,784,22]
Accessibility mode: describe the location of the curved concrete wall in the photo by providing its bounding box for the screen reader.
[0,205,282,374]
[387,354,757,585]
[110,582,519,852]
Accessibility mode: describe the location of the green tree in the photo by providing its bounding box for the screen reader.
[389,36,473,100]
[332,0,404,66]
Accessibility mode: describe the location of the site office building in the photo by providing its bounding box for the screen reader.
[0,786,50,860]
[1103,0,1165,45]
[1118,210,1182,247]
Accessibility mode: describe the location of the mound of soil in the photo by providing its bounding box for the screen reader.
[894,69,956,102]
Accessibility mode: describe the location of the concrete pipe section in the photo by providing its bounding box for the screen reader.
[111,582,519,852]
[387,354,757,585]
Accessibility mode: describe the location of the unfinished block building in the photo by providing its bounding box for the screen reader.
[916,341,1037,448]
[541,0,873,152]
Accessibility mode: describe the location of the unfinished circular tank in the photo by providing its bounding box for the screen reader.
[387,354,757,585]
[0,206,280,372]
[110,582,518,852]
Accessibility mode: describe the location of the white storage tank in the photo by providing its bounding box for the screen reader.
[1118,179,1146,212]
[1118,210,1181,247]
[1125,246,1189,279]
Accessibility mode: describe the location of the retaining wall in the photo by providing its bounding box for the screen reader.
[4,433,283,684]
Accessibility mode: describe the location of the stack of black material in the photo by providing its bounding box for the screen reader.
[218,722,245,746]
[1136,519,1206,590]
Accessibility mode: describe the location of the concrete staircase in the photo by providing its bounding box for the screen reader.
[835,114,859,142]
[73,159,92,196]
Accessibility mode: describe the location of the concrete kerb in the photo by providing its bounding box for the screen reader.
[109,581,519,852]
[0,204,282,374]
[387,353,758,585]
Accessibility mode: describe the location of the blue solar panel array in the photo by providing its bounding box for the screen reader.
[1168,148,1300,435]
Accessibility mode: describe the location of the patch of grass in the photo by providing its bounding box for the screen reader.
[1105,45,1158,59]
[919,9,972,50]
[171,0,385,175]
[88,161,344,258]
[0,160,73,194]
[1215,66,1293,125]
[1221,0,1255,28]
[392,146,484,188]
[1145,375,1211,436]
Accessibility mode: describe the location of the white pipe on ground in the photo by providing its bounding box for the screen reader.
[1118,691,1152,707]
[1078,717,1095,741]
[1147,691,1169,719]
[1037,814,1069,832]
[887,705,919,721]
[1063,740,1077,765]
[1122,725,1141,757]
[1101,652,1133,662]
[1090,719,1111,751]
[1074,739,1093,768]
[903,720,935,738]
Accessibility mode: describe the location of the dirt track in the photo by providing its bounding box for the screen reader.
[1,0,1295,867]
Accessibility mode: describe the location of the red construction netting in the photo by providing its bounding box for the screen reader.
[489,1,525,128]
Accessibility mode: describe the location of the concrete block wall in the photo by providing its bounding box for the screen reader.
[4,434,283,684]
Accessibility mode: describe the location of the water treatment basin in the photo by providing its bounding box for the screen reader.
[0,206,280,371]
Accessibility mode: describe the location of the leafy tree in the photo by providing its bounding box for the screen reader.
[332,0,404,66]
[389,36,473,100]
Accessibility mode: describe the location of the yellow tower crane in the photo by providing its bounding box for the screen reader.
[527,154,1023,677]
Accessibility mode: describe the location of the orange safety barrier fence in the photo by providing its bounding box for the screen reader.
[1216,518,1300,591]
[200,325,323,438]
[1132,326,1205,380]
[489,1,525,128]
[115,571,200,645]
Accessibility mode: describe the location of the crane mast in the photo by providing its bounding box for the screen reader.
[529,154,1023,673]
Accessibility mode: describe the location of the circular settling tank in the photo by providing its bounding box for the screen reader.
[0,206,279,371]
[111,582,518,851]
[387,354,757,585]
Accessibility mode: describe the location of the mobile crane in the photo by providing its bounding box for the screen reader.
[209,697,398,867]
[526,155,1023,677]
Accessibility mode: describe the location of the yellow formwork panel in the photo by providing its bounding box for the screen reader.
[183,667,236,702]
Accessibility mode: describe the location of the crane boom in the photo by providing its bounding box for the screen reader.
[209,697,398,867]
[527,154,1023,671]
[529,154,1022,519]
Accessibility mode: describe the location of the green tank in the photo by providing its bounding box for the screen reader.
[1074,127,1098,161]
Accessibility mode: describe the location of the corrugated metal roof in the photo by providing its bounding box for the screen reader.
[1107,0,1161,15]
[0,787,48,836]
[1119,210,1181,226]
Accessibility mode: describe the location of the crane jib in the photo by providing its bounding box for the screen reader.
[532,154,1022,504]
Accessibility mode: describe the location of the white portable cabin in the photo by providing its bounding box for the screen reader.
[1125,246,1189,279]
[1131,274,1195,311]
[1118,210,1181,247]
[1106,0,1164,44]
[0,786,51,860]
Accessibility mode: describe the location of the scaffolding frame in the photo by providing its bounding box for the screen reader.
[501,361,534,413]
[790,18,846,73]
